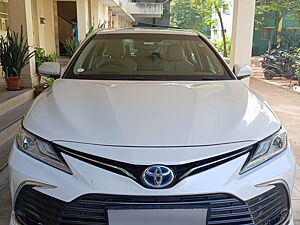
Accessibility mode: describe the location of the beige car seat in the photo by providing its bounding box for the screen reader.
[158,45,195,73]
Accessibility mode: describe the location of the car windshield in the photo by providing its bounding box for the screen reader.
[65,33,233,81]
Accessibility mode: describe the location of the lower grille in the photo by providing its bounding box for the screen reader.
[15,184,289,225]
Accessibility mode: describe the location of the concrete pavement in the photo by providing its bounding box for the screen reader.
[249,77,300,225]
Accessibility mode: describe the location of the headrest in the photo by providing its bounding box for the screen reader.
[137,48,153,57]
[106,40,125,57]
[160,45,186,61]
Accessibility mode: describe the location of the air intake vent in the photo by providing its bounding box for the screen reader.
[14,184,290,225]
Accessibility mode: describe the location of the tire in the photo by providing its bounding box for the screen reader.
[264,71,274,80]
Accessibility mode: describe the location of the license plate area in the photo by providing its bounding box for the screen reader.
[107,205,208,225]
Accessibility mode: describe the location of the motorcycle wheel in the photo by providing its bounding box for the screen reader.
[264,71,274,80]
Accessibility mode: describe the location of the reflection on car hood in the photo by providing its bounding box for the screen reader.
[24,79,280,147]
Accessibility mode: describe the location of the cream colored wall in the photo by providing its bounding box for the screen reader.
[76,0,89,41]
[90,0,99,27]
[119,16,132,28]
[86,0,109,30]
[8,0,37,88]
[112,15,118,28]
[30,0,56,54]
[43,0,56,54]
[31,0,40,47]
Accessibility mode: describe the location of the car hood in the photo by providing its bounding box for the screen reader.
[24,79,280,147]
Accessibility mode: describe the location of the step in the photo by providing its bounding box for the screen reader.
[0,166,9,190]
[0,137,14,190]
[0,99,34,147]
[0,137,15,171]
[0,88,34,116]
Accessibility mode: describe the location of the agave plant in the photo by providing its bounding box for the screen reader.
[0,26,35,78]
[64,39,80,57]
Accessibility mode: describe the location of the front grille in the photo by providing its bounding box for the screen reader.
[15,184,290,225]
[53,143,255,188]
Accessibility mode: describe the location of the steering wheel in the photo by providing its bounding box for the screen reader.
[98,60,126,70]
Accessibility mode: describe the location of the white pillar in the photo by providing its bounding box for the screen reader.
[230,0,256,68]
[90,0,99,27]
[76,0,89,41]
[8,0,37,88]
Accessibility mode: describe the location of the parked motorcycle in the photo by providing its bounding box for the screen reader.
[263,58,295,80]
[261,48,296,80]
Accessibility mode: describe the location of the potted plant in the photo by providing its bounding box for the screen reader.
[34,47,57,97]
[0,26,35,90]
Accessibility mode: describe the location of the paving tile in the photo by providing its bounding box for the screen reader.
[0,183,11,225]
[0,88,28,105]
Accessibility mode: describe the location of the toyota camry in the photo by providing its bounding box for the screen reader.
[9,28,296,225]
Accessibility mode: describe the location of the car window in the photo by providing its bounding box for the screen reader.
[65,33,232,81]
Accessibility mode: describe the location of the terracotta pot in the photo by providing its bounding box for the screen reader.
[5,77,21,91]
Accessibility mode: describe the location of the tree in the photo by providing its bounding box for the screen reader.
[170,0,212,36]
[255,0,300,51]
[193,0,229,57]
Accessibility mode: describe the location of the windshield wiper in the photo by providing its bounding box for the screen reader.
[114,77,159,81]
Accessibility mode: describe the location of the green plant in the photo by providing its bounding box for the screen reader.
[212,36,231,56]
[289,48,300,85]
[35,48,57,68]
[43,77,55,86]
[86,21,106,37]
[0,26,35,78]
[64,39,80,57]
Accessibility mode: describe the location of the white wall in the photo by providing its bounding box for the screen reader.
[211,0,233,41]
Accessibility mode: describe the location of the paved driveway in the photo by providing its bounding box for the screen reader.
[0,77,299,225]
[249,77,300,224]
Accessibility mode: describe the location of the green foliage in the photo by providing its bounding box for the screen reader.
[254,0,300,49]
[170,0,211,36]
[35,48,57,68]
[192,0,230,56]
[0,26,35,78]
[43,77,55,87]
[86,21,107,37]
[255,0,300,30]
[65,39,80,57]
[287,48,300,81]
[212,36,231,55]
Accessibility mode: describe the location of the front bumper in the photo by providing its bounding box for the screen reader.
[9,141,296,225]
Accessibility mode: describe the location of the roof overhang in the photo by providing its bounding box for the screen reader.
[111,5,135,22]
[99,0,119,7]
[123,2,163,18]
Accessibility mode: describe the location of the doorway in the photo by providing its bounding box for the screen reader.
[57,1,77,56]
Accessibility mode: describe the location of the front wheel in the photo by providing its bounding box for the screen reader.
[264,71,274,80]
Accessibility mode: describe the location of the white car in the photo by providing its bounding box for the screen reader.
[9,28,295,225]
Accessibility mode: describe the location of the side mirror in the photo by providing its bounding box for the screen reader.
[38,62,61,79]
[233,64,252,80]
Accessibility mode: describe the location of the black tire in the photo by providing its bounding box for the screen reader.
[264,71,274,80]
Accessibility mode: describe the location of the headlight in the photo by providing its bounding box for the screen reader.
[16,127,72,174]
[240,129,288,174]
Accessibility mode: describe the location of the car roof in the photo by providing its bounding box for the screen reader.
[95,27,202,37]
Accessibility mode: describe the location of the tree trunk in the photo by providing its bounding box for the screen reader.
[216,8,228,57]
[268,12,283,51]
[267,30,275,52]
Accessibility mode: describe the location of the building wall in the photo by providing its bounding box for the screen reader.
[252,12,300,56]
[30,0,56,54]
[43,0,56,53]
